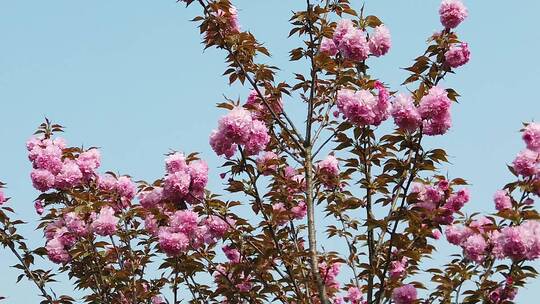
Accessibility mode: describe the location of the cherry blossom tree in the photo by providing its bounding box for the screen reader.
[1,0,540,304]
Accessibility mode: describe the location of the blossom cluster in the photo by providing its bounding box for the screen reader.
[44,207,119,264]
[336,82,390,127]
[155,211,230,255]
[137,153,230,256]
[27,136,100,192]
[445,123,540,266]
[439,0,468,29]
[391,86,453,136]
[210,107,270,158]
[512,122,540,182]
[97,174,137,209]
[411,179,470,225]
[320,19,391,60]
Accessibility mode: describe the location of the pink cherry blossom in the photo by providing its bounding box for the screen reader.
[392,284,417,304]
[91,206,119,236]
[391,94,421,132]
[320,37,338,56]
[369,25,391,57]
[439,0,468,29]
[523,123,540,152]
[444,43,470,68]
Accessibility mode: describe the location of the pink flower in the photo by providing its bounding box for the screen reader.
[462,233,487,262]
[169,210,199,236]
[339,28,370,62]
[257,151,279,175]
[151,296,165,304]
[216,107,252,143]
[210,107,270,157]
[209,130,237,158]
[369,25,391,57]
[332,296,344,304]
[165,152,188,174]
[445,224,473,245]
[30,169,55,192]
[158,228,189,255]
[512,149,539,177]
[320,37,338,56]
[0,190,5,206]
[116,176,136,201]
[139,187,163,209]
[439,0,468,29]
[189,160,209,191]
[333,19,355,46]
[244,120,270,155]
[64,212,87,237]
[344,286,363,304]
[444,188,470,212]
[432,229,442,239]
[337,89,389,126]
[222,244,241,263]
[98,174,117,192]
[164,170,191,200]
[444,43,470,68]
[419,86,452,136]
[32,144,63,174]
[291,201,307,220]
[392,284,417,304]
[46,237,70,264]
[204,216,231,240]
[214,5,240,33]
[34,200,44,215]
[491,221,540,261]
[391,94,421,132]
[390,257,408,279]
[523,123,540,152]
[55,160,83,189]
[319,262,341,289]
[470,216,492,233]
[91,206,119,236]
[244,90,283,121]
[317,154,339,187]
[494,190,512,211]
[76,148,101,177]
[145,214,159,235]
[236,277,253,293]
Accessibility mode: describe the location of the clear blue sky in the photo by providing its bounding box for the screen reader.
[0,0,539,302]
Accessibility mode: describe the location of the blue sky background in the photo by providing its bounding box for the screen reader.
[0,0,539,302]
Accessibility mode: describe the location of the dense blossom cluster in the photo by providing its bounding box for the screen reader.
[337,85,454,136]
[210,107,270,158]
[156,211,230,255]
[44,212,88,263]
[445,126,540,267]
[137,153,226,255]
[444,42,470,68]
[320,19,391,60]
[390,94,422,133]
[27,136,100,192]
[411,179,470,225]
[439,0,468,29]
[8,0,540,303]
[336,83,390,127]
[417,86,453,135]
[391,284,418,304]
